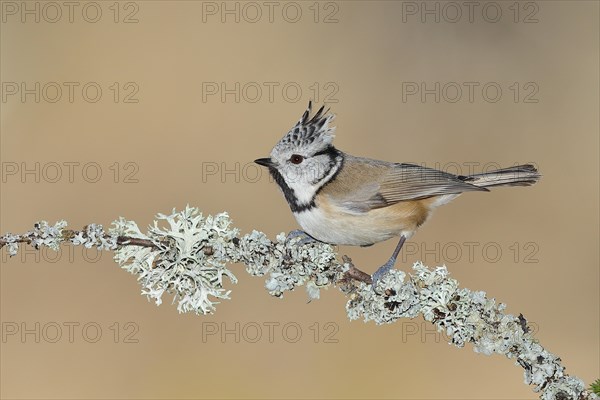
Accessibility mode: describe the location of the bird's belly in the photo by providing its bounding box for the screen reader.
[293,208,382,245]
[293,204,423,246]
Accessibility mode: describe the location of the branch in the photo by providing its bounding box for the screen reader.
[0,227,157,250]
[0,206,596,400]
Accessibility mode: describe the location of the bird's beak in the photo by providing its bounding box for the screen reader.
[254,158,274,167]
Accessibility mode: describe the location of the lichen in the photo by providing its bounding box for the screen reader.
[256,234,344,300]
[1,207,596,400]
[346,269,420,324]
[112,206,238,315]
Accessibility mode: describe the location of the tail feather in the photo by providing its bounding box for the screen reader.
[461,164,541,188]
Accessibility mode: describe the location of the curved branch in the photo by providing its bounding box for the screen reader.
[0,211,596,400]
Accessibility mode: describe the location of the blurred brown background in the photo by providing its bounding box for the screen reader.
[1,1,598,399]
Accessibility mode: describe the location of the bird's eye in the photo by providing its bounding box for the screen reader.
[290,154,304,164]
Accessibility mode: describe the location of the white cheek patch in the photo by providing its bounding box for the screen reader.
[285,158,341,207]
[287,179,318,205]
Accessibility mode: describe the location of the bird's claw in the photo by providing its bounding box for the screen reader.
[286,230,319,246]
[371,259,395,292]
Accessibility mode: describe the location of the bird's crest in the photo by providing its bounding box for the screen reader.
[272,101,336,155]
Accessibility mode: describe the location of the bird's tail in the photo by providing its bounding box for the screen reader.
[463,164,541,188]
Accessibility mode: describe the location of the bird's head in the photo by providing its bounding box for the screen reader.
[255,102,343,212]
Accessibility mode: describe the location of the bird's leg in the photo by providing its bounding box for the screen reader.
[371,235,407,291]
[286,229,321,246]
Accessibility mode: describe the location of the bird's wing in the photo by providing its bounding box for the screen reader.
[375,163,488,206]
[322,157,487,213]
[318,156,389,213]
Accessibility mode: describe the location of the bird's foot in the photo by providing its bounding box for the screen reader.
[286,230,320,246]
[371,258,396,292]
[371,236,406,292]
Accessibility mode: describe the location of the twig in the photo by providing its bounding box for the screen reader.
[0,209,596,400]
[341,255,373,284]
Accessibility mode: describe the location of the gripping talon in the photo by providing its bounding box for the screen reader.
[371,259,395,292]
[286,230,320,246]
[371,235,407,292]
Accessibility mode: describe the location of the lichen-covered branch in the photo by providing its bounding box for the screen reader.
[0,206,596,400]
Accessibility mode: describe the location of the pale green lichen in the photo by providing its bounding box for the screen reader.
[263,235,343,299]
[346,269,420,323]
[235,230,279,276]
[1,219,118,256]
[234,230,346,300]
[1,233,21,256]
[346,262,596,400]
[1,208,597,400]
[111,206,238,315]
[72,223,118,250]
[31,220,68,251]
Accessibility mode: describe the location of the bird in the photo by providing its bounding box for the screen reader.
[254,102,541,288]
